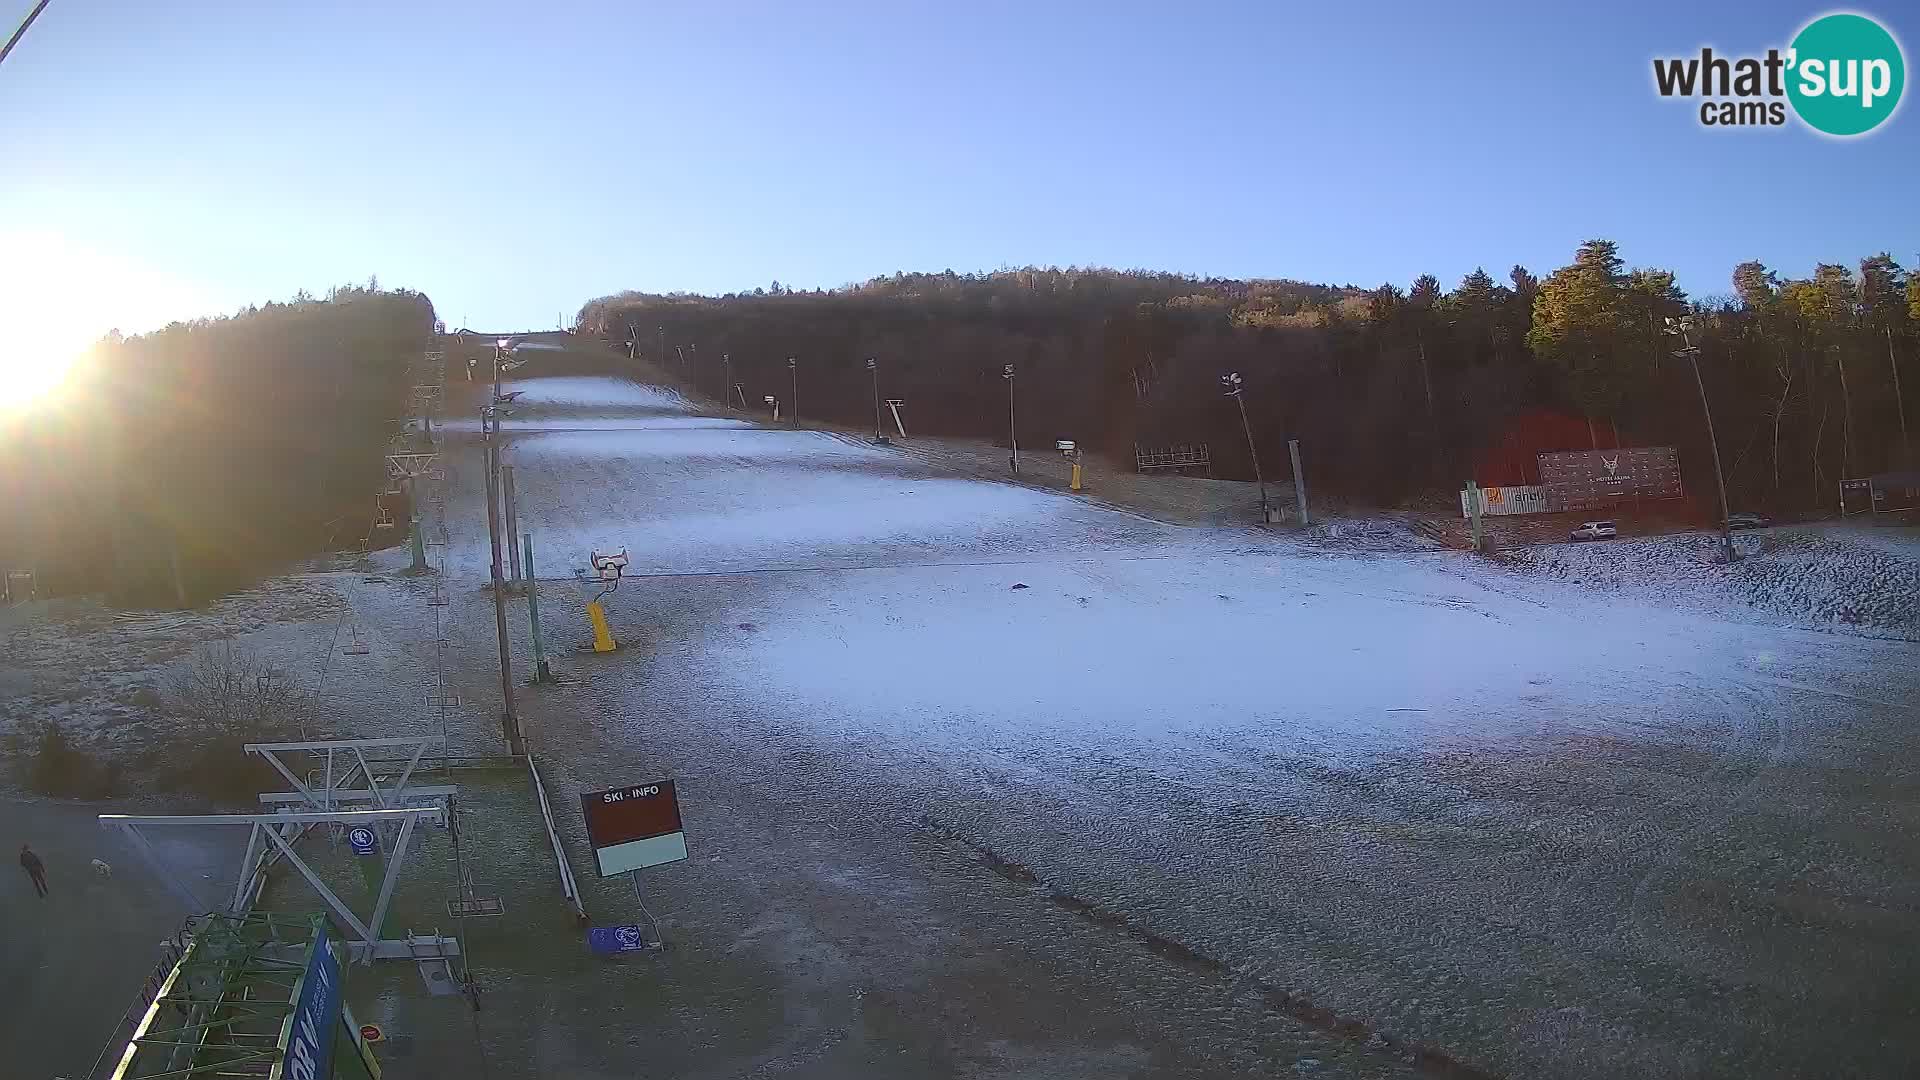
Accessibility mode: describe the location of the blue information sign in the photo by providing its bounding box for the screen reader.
[588,925,648,955]
[347,826,378,857]
[284,925,341,1080]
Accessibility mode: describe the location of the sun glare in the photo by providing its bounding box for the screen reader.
[0,230,211,417]
[0,234,100,415]
[0,324,91,415]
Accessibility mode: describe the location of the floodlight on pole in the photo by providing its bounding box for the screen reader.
[1003,364,1019,474]
[1664,316,1738,564]
[867,357,883,442]
[788,357,798,423]
[1221,372,1268,522]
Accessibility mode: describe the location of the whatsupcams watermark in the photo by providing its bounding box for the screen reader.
[1652,11,1905,136]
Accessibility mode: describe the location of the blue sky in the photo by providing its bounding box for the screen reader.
[2,0,1915,341]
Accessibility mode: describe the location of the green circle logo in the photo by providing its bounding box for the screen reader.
[1787,13,1905,136]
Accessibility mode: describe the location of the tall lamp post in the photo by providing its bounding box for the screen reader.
[1003,364,1019,474]
[483,338,523,754]
[866,357,883,442]
[657,326,665,369]
[787,357,798,424]
[722,352,734,410]
[1666,316,1738,563]
[1221,372,1268,522]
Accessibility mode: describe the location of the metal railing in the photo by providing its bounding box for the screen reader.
[528,753,587,922]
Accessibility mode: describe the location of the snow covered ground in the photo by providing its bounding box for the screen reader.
[12,372,1915,1078]
[1503,525,1920,637]
[422,375,1920,1079]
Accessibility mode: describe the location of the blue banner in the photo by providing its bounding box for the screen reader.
[588,925,648,955]
[285,925,341,1080]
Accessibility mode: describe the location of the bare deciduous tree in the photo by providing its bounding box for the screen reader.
[166,642,303,740]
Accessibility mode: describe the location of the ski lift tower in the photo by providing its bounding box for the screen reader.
[92,912,384,1080]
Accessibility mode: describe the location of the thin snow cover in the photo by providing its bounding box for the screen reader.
[499,376,691,409]
[1295,518,1443,553]
[438,375,754,432]
[706,541,1764,757]
[478,427,1175,578]
[439,414,754,433]
[1505,526,1920,636]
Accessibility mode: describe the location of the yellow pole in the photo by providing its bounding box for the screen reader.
[587,600,617,652]
[1070,461,1083,491]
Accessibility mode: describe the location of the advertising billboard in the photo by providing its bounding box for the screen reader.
[1459,484,1548,518]
[280,926,342,1080]
[1537,447,1683,512]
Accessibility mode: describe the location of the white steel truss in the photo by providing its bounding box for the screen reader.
[244,736,445,812]
[98,808,458,964]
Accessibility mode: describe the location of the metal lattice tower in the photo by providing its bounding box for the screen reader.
[95,912,377,1080]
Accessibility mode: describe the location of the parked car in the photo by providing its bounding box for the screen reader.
[1569,520,1618,542]
[1725,512,1770,530]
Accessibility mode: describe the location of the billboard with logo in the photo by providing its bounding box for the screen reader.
[279,926,342,1080]
[1537,447,1683,512]
[1459,484,1548,518]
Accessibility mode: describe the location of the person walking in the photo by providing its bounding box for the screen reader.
[19,843,47,898]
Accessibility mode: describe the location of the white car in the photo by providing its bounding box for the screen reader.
[1569,520,1618,542]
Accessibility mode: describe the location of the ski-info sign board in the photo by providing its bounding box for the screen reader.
[580,780,688,877]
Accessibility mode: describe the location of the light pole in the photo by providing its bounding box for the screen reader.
[866,357,883,442]
[1666,317,1737,564]
[1221,372,1268,522]
[481,345,523,754]
[788,357,798,424]
[657,326,665,369]
[483,337,535,751]
[492,338,508,410]
[722,353,734,410]
[1003,364,1019,474]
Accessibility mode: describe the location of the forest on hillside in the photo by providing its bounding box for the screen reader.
[578,243,1919,512]
[0,283,436,604]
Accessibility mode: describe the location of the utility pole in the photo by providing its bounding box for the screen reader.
[483,435,524,752]
[491,339,505,410]
[1467,480,1485,552]
[788,357,798,424]
[1003,364,1019,474]
[1666,318,1737,564]
[1221,372,1268,522]
[523,533,552,683]
[657,326,665,369]
[867,358,883,442]
[407,477,428,572]
[722,353,734,410]
[502,465,523,589]
[1889,327,1911,465]
[1288,438,1309,526]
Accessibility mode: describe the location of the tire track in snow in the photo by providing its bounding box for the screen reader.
[1543,681,1762,955]
[1625,683,1790,962]
[921,816,1505,1080]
